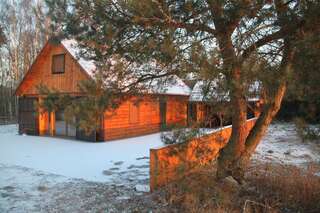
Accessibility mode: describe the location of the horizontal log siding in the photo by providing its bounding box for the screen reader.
[103,95,189,141]
[166,96,188,126]
[103,96,160,140]
[17,43,88,96]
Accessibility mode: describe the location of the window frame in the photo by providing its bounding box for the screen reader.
[51,54,66,74]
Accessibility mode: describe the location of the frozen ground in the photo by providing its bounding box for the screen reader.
[253,122,320,165]
[0,124,162,212]
[0,122,319,212]
[0,124,162,185]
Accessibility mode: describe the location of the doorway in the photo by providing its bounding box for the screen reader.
[54,110,76,137]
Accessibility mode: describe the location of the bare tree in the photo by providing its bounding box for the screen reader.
[0,0,50,120]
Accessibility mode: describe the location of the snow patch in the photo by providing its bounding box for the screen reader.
[0,124,162,183]
[61,39,97,76]
[253,122,320,165]
[134,184,150,192]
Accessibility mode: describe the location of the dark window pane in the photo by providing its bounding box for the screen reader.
[52,54,65,74]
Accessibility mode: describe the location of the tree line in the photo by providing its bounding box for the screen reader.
[0,0,49,122]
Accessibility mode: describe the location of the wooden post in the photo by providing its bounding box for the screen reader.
[38,97,49,135]
[50,111,55,136]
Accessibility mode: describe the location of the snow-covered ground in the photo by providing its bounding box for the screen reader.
[0,124,164,212]
[0,122,319,212]
[253,122,320,165]
[0,124,162,185]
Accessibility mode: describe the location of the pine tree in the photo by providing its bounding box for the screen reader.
[37,75,125,136]
[0,24,5,46]
[45,0,320,182]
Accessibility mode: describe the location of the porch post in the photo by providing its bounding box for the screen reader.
[50,111,55,136]
[38,97,49,135]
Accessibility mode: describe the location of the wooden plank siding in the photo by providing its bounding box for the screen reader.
[16,42,89,96]
[102,95,189,141]
[16,41,191,142]
[166,96,188,127]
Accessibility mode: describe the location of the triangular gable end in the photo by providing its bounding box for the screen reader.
[15,40,92,96]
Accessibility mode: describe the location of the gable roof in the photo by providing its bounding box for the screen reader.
[61,39,97,77]
[16,39,191,96]
[61,39,191,96]
[189,79,261,102]
[189,80,230,102]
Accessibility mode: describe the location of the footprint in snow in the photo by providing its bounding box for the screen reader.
[109,167,120,171]
[127,164,149,169]
[136,156,149,160]
[102,170,114,176]
[1,186,15,192]
[114,161,124,166]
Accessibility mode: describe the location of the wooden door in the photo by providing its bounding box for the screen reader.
[18,97,39,135]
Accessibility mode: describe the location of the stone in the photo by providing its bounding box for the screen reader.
[134,184,150,192]
[220,176,241,193]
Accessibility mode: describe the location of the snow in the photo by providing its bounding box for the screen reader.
[61,39,97,76]
[0,122,320,211]
[0,164,151,212]
[1,123,319,185]
[61,39,191,96]
[189,79,230,102]
[134,184,150,192]
[247,80,261,102]
[0,124,162,184]
[253,122,320,165]
[147,75,191,96]
[0,164,71,212]
[0,124,163,211]
[189,79,261,102]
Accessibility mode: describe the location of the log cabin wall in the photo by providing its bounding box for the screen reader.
[16,41,191,141]
[16,43,89,96]
[103,95,161,141]
[102,95,189,141]
[197,103,206,124]
[165,95,188,127]
[16,42,90,138]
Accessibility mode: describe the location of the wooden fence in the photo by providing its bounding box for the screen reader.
[149,118,257,191]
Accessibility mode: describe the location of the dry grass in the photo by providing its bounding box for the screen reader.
[247,162,320,213]
[152,162,320,213]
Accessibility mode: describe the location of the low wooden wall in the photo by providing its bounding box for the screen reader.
[149,118,257,191]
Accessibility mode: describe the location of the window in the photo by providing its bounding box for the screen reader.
[129,102,139,124]
[52,54,65,74]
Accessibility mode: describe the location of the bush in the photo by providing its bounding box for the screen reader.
[161,127,200,145]
[294,117,320,142]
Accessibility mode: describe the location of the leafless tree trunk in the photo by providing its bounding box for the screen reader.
[0,0,49,120]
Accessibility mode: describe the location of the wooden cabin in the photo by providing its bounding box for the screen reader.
[188,80,262,128]
[15,40,191,142]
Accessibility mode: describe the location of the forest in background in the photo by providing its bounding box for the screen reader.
[0,0,49,123]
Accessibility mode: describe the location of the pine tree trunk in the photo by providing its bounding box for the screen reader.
[216,66,248,183]
[238,43,295,170]
[216,41,295,183]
